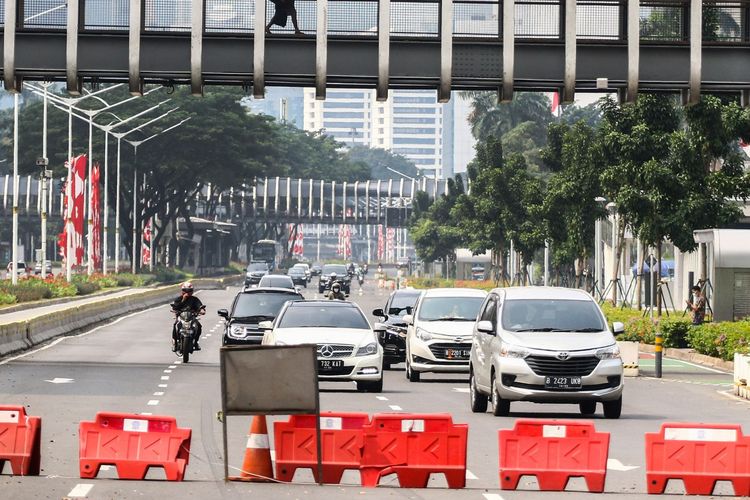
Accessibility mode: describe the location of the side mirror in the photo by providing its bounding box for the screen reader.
[258,320,274,330]
[612,321,625,335]
[405,306,413,315]
[217,309,229,319]
[476,320,495,335]
[403,314,414,325]
[373,322,387,333]
[372,308,385,318]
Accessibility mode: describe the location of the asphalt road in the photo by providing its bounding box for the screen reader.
[0,280,747,500]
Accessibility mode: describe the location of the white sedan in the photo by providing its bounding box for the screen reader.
[261,300,385,392]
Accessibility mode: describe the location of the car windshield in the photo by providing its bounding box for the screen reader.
[501,299,606,332]
[278,305,370,329]
[388,293,420,316]
[233,293,301,319]
[322,264,347,275]
[417,296,484,321]
[247,263,267,272]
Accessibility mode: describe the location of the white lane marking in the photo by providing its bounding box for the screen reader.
[466,470,478,480]
[67,484,94,498]
[483,494,505,500]
[169,365,176,369]
[44,378,74,384]
[453,387,470,393]
[376,396,389,401]
[0,302,170,366]
[607,459,640,472]
[206,334,212,337]
[147,400,159,406]
[158,384,168,388]
[389,405,403,411]
[174,361,182,364]
[164,369,172,373]
[153,392,164,396]
[161,376,170,381]
[140,413,152,416]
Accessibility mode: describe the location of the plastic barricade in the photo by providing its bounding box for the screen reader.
[79,412,191,481]
[645,422,750,496]
[360,413,468,488]
[0,406,41,476]
[498,419,609,492]
[273,412,369,483]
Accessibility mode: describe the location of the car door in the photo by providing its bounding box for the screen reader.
[473,294,497,389]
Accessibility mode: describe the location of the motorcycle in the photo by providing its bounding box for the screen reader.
[357,271,365,287]
[173,306,204,363]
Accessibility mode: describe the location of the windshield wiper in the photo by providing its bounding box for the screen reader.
[514,327,603,333]
[233,315,273,321]
[427,317,472,322]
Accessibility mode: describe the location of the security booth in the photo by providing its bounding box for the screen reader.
[692,229,750,322]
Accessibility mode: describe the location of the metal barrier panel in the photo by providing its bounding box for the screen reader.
[577,0,623,40]
[454,0,499,38]
[145,0,192,32]
[515,0,560,39]
[0,0,5,27]
[391,0,439,37]
[85,0,129,30]
[703,1,746,42]
[205,0,254,33]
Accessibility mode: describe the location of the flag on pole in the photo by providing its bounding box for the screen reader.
[386,227,395,262]
[550,91,560,117]
[377,225,384,261]
[91,163,102,270]
[293,228,304,258]
[142,219,152,266]
[59,155,87,267]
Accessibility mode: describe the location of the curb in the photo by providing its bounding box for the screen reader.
[639,343,734,372]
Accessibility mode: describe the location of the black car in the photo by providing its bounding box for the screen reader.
[287,267,308,287]
[310,264,322,276]
[245,261,269,286]
[318,264,351,295]
[218,287,304,345]
[372,288,422,369]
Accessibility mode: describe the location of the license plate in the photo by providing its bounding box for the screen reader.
[545,376,582,389]
[445,349,470,360]
[318,359,344,371]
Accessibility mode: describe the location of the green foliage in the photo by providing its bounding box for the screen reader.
[0,291,16,305]
[345,146,420,180]
[615,318,657,345]
[152,267,190,284]
[685,321,750,361]
[0,280,53,302]
[410,176,466,267]
[659,318,692,348]
[73,281,101,295]
[115,273,151,287]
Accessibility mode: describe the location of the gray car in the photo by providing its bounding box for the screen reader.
[469,287,624,419]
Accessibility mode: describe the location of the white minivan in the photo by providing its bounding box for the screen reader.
[403,288,487,382]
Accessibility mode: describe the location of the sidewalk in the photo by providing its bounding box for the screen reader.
[0,288,159,325]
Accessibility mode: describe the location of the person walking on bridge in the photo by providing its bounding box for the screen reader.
[266,0,302,35]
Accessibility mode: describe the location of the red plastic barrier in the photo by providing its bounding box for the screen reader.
[498,419,609,492]
[273,412,369,483]
[360,413,468,488]
[0,406,41,476]
[79,412,191,481]
[645,422,750,496]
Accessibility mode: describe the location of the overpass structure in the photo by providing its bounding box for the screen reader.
[2,0,749,103]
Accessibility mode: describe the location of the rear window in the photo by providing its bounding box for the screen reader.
[278,305,369,329]
[322,264,347,275]
[501,299,606,332]
[233,293,301,319]
[260,276,293,287]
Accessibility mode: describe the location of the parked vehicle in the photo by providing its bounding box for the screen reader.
[372,288,421,369]
[469,287,624,418]
[34,260,52,275]
[258,274,296,290]
[244,261,269,286]
[219,287,304,345]
[287,266,308,287]
[403,288,487,382]
[6,261,27,278]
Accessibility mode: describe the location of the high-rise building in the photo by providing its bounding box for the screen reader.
[247,87,305,127]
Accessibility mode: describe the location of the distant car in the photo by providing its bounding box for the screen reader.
[469,287,624,418]
[292,263,311,281]
[310,264,322,276]
[219,287,304,345]
[6,261,27,277]
[403,287,487,382]
[258,274,296,290]
[261,300,386,392]
[287,266,308,287]
[372,288,422,369]
[245,261,269,286]
[34,260,52,275]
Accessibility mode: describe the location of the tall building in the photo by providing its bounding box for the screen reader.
[247,87,305,127]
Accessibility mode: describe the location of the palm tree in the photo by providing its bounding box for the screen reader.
[460,91,553,140]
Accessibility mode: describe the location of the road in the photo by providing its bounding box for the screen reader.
[0,280,747,499]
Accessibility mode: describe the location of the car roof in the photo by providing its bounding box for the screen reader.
[390,288,422,298]
[496,286,594,301]
[261,275,292,280]
[288,300,356,307]
[240,287,301,295]
[421,287,487,297]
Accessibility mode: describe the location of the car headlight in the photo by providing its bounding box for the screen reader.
[595,345,621,360]
[356,342,378,356]
[416,327,432,342]
[229,325,247,339]
[499,343,529,359]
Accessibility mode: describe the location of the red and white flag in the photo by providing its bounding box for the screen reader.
[386,228,395,262]
[91,163,102,270]
[377,225,384,261]
[59,155,87,267]
[142,219,152,266]
[550,91,560,117]
[293,228,304,258]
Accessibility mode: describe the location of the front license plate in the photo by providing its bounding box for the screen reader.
[318,359,344,371]
[544,376,582,389]
[445,349,470,360]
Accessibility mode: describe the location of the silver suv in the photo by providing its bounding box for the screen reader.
[469,287,624,419]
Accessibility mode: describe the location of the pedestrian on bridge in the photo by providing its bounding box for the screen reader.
[266,0,302,36]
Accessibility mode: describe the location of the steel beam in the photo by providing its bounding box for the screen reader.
[253,0,266,98]
[129,0,143,95]
[689,0,702,103]
[66,0,81,94]
[377,0,390,101]
[501,0,514,102]
[191,0,204,96]
[438,0,452,102]
[626,0,639,102]
[316,0,328,99]
[563,0,576,103]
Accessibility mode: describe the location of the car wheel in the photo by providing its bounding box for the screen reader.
[491,375,510,417]
[470,370,488,413]
[406,360,420,382]
[357,378,383,393]
[579,401,596,415]
[603,396,622,419]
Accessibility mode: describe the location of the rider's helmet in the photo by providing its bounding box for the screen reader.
[181,281,194,294]
[331,282,341,292]
[330,272,337,281]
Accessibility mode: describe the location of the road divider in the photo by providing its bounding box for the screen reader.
[645,422,750,496]
[498,419,610,492]
[0,405,42,476]
[79,412,191,481]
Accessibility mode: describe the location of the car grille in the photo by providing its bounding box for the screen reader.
[428,342,471,361]
[317,344,355,359]
[524,355,600,377]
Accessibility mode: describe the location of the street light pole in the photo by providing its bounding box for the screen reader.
[40,82,51,279]
[11,94,20,286]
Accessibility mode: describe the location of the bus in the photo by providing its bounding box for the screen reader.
[251,239,283,271]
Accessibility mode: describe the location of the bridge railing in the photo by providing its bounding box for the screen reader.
[0,0,747,44]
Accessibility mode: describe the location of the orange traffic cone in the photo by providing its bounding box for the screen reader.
[230,415,274,482]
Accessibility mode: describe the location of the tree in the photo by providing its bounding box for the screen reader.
[345,145,420,180]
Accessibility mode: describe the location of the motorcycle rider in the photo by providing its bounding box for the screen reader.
[328,282,346,300]
[171,281,206,351]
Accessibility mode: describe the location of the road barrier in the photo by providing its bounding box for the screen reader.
[498,419,610,492]
[79,412,191,481]
[645,422,750,496]
[232,415,274,482]
[0,405,41,476]
[274,412,369,484]
[360,413,468,488]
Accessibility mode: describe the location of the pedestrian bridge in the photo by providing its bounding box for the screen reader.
[2,0,749,103]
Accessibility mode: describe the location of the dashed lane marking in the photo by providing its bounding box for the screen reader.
[164,369,172,373]
[147,400,159,406]
[389,405,403,411]
[483,494,505,500]
[169,365,176,369]
[161,376,170,381]
[158,384,168,388]
[466,470,478,480]
[453,388,470,393]
[607,459,640,471]
[67,484,94,498]
[376,396,389,401]
[153,392,164,396]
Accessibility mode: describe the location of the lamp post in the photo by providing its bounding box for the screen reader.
[594,196,606,296]
[11,94,19,285]
[606,201,618,304]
